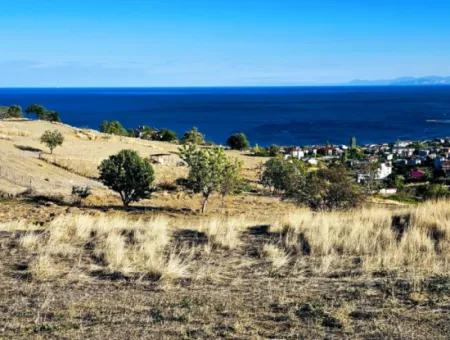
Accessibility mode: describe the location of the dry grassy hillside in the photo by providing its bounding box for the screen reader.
[0,119,267,209]
[1,119,449,338]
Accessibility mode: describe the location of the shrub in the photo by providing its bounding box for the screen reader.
[100,120,128,136]
[40,130,64,154]
[1,105,23,118]
[179,145,241,213]
[423,184,449,200]
[182,127,204,145]
[219,159,243,206]
[98,150,155,207]
[261,157,307,194]
[71,185,92,205]
[156,128,178,142]
[290,165,365,210]
[25,104,60,122]
[226,132,250,150]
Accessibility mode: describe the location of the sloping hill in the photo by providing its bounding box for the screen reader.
[0,119,266,200]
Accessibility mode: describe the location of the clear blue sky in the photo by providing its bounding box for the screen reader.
[1,0,449,86]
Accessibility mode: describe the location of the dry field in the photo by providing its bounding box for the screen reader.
[0,119,266,200]
[0,119,449,338]
[0,199,449,339]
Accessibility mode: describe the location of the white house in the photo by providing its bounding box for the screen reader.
[377,162,392,179]
[291,148,305,159]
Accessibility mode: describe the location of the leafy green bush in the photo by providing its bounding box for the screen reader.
[182,127,204,145]
[40,130,64,154]
[99,120,128,136]
[423,184,449,200]
[261,157,306,194]
[289,165,365,211]
[1,105,23,118]
[98,150,155,207]
[179,145,241,213]
[26,104,61,122]
[226,132,250,150]
[156,129,178,142]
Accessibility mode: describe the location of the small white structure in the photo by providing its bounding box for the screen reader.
[307,158,318,165]
[377,162,392,180]
[291,148,305,159]
[379,188,397,195]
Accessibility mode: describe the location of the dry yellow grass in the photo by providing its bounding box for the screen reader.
[29,253,65,280]
[198,216,250,249]
[19,214,191,281]
[262,243,290,271]
[11,199,450,280]
[273,200,450,274]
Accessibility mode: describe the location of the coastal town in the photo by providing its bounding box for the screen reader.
[282,136,450,198]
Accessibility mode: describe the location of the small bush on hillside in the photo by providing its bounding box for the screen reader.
[156,128,178,142]
[423,184,449,200]
[1,105,23,118]
[40,130,64,154]
[182,127,204,145]
[289,165,365,210]
[226,132,250,150]
[261,157,307,194]
[25,104,61,122]
[99,120,128,136]
[179,145,241,213]
[71,185,92,205]
[252,144,282,157]
[98,150,155,207]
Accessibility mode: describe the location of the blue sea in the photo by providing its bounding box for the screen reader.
[1,86,450,146]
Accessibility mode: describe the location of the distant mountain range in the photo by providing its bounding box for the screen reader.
[346,76,450,86]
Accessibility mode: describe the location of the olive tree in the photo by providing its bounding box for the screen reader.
[226,132,250,150]
[182,127,205,145]
[261,157,307,194]
[26,104,61,122]
[98,150,155,207]
[99,120,128,136]
[289,165,364,211]
[3,105,23,118]
[40,130,64,154]
[219,159,243,207]
[179,145,240,213]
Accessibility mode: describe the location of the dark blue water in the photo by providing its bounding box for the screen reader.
[1,86,450,146]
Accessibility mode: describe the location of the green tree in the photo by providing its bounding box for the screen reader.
[394,175,405,190]
[179,145,239,213]
[98,150,155,207]
[25,104,60,122]
[182,127,205,145]
[424,184,449,200]
[40,130,64,154]
[219,159,243,207]
[100,120,128,136]
[44,110,61,122]
[267,145,281,157]
[3,105,23,118]
[289,165,364,211]
[261,157,307,194]
[226,132,250,150]
[156,128,178,142]
[350,136,357,149]
[26,104,46,118]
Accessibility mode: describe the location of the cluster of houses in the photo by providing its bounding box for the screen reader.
[284,137,450,189]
